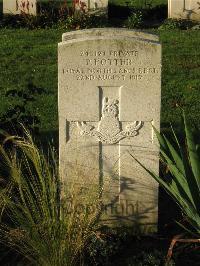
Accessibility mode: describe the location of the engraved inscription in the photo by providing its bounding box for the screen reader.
[63,67,158,81]
[80,50,138,57]
[77,97,143,144]
[63,48,160,81]
[85,58,135,66]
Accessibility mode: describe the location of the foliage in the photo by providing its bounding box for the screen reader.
[0,131,101,265]
[0,81,46,136]
[87,230,200,265]
[0,12,107,30]
[86,230,170,266]
[63,13,108,30]
[87,227,127,265]
[0,11,70,30]
[109,2,167,22]
[159,18,197,30]
[87,228,166,266]
[134,113,200,236]
[126,10,144,28]
[124,250,166,266]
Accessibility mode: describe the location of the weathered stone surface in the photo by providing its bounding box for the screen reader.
[62,28,159,42]
[3,0,37,15]
[58,28,161,233]
[168,0,200,21]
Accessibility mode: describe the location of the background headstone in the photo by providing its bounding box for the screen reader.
[168,0,200,21]
[3,0,37,15]
[58,28,161,233]
[73,0,108,14]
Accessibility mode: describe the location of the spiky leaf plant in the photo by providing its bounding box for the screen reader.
[133,114,200,236]
[0,130,101,265]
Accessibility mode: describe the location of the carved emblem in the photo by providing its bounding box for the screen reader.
[77,97,143,144]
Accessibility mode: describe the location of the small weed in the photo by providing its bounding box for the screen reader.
[126,10,144,28]
[63,13,108,30]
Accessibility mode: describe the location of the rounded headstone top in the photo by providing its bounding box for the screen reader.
[62,28,159,43]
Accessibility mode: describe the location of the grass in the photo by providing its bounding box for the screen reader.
[159,30,200,127]
[0,130,101,265]
[0,28,200,134]
[109,0,167,7]
[0,28,63,132]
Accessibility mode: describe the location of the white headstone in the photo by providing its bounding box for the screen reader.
[168,0,200,21]
[74,0,108,14]
[58,28,161,233]
[3,0,37,15]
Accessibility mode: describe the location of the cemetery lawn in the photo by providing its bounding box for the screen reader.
[0,28,63,132]
[110,0,167,7]
[0,28,200,134]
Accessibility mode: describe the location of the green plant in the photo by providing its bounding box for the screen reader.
[159,18,196,30]
[0,130,101,265]
[63,13,108,30]
[87,227,126,265]
[124,250,165,266]
[134,113,200,236]
[126,10,144,28]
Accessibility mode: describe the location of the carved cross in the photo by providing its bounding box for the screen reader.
[76,86,143,194]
